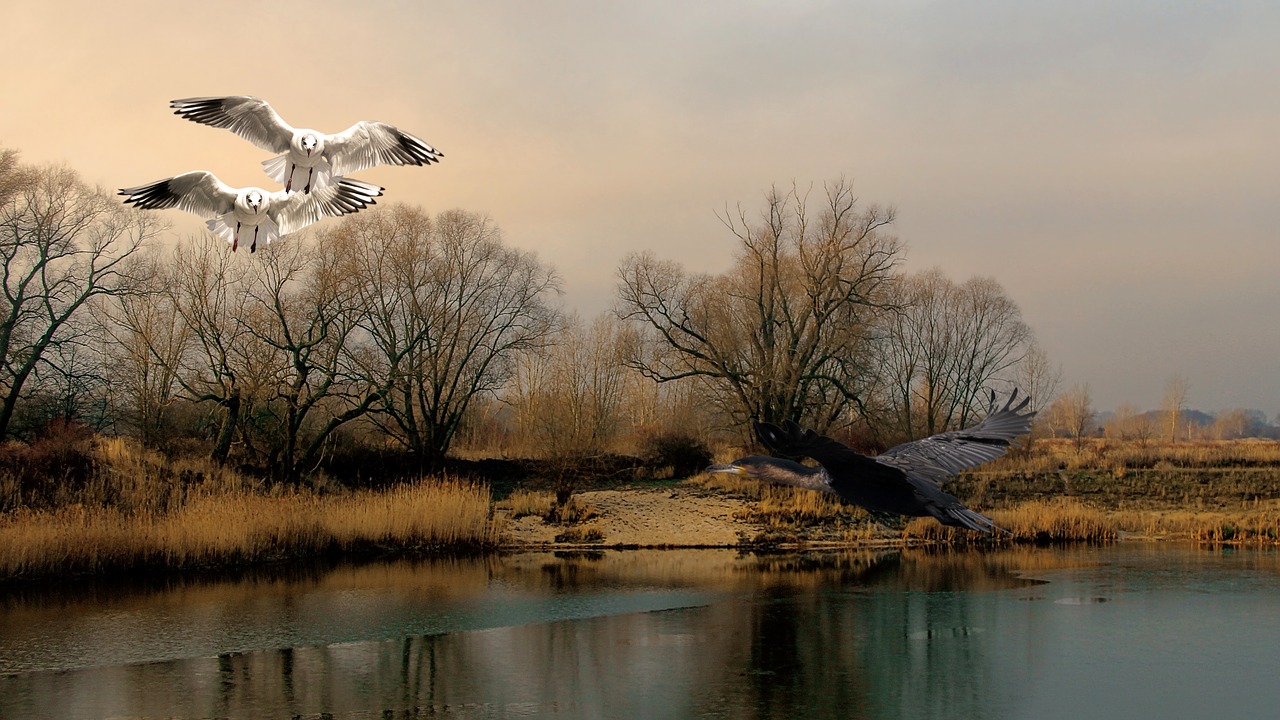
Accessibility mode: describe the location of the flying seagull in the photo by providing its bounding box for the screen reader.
[119,171,383,252]
[169,96,444,194]
[706,390,1035,533]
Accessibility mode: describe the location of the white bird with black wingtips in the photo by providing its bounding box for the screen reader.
[169,96,444,194]
[119,171,383,252]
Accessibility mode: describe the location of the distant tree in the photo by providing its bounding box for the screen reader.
[617,179,901,432]
[1044,383,1094,446]
[1162,373,1190,442]
[1013,341,1060,417]
[0,159,154,440]
[1210,408,1267,440]
[507,312,628,457]
[99,256,189,446]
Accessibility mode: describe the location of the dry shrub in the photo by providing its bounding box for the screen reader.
[640,431,713,479]
[0,420,96,511]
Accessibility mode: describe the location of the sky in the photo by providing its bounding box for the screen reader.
[3,1,1278,416]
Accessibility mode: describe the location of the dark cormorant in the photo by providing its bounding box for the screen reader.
[705,390,1035,533]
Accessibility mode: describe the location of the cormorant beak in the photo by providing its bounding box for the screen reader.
[704,463,745,476]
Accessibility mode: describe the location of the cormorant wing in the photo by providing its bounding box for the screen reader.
[873,389,1035,487]
[326,121,444,177]
[171,96,295,154]
[755,417,1006,533]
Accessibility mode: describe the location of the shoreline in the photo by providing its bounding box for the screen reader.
[4,480,1276,587]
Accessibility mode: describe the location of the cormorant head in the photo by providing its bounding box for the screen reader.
[705,455,819,486]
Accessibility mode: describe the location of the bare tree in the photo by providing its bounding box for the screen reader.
[1045,383,1095,446]
[616,179,900,432]
[160,234,258,463]
[99,255,189,445]
[876,268,1034,438]
[1012,341,1060,416]
[237,237,386,481]
[1162,373,1190,442]
[507,312,628,456]
[326,205,562,466]
[0,161,154,440]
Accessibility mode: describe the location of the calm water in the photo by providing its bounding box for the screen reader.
[2,544,1279,719]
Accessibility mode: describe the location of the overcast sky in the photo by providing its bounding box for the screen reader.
[5,1,1278,416]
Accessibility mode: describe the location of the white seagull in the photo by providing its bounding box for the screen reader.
[169,96,444,194]
[119,171,383,252]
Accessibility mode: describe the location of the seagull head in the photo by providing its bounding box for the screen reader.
[246,190,263,210]
[301,134,319,156]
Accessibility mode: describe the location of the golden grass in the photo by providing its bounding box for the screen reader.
[496,488,557,518]
[0,477,502,580]
[995,438,1280,473]
[1109,501,1280,543]
[903,498,1117,544]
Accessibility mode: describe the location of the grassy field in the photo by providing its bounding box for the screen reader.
[1,434,1278,581]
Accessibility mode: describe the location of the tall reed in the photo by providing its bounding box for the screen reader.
[0,477,502,580]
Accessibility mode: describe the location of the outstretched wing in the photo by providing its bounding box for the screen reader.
[874,389,1035,486]
[119,171,236,219]
[171,96,294,154]
[755,417,1006,533]
[270,178,383,236]
[326,121,444,177]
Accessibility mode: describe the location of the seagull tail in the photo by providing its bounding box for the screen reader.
[206,217,236,247]
[262,155,291,187]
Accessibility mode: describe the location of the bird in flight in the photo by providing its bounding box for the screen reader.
[169,96,444,194]
[119,171,382,252]
[706,390,1035,533]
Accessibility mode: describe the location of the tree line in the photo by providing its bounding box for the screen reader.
[2,151,1049,485]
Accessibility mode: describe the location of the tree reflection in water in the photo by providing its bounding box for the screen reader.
[1,547,1098,719]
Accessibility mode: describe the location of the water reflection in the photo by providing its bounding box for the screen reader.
[4,546,1279,719]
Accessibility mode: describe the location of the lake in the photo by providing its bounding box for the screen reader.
[2,544,1278,719]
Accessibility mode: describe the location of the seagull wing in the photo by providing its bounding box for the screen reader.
[269,178,384,236]
[118,171,237,219]
[874,389,1036,486]
[325,121,444,177]
[170,96,294,154]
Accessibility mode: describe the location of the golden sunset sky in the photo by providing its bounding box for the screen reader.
[4,1,1278,415]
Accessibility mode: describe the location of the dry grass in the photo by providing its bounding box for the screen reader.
[903,498,1116,544]
[1109,501,1280,543]
[0,475,502,580]
[497,488,557,518]
[996,438,1280,474]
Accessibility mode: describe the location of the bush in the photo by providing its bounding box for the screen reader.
[0,419,96,511]
[640,432,713,479]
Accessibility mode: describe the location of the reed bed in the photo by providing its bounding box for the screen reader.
[496,488,557,518]
[1109,502,1280,543]
[902,498,1116,544]
[0,477,501,580]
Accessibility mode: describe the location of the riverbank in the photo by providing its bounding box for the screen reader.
[3,435,1279,582]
